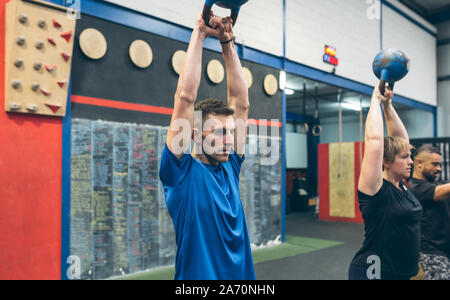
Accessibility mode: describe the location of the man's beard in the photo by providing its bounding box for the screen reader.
[204,151,220,165]
[423,170,438,182]
[202,145,229,165]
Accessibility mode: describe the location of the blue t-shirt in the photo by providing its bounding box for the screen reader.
[159,145,255,280]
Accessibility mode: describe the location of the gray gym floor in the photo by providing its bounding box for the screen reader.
[117,211,365,280]
[255,212,365,280]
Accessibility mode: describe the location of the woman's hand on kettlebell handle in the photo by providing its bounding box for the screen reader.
[373,82,393,105]
[379,85,394,105]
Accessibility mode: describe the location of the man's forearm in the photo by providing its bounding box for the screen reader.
[222,42,249,111]
[176,29,206,102]
[222,41,248,157]
[434,182,450,202]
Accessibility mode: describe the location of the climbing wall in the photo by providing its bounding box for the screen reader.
[5,0,76,117]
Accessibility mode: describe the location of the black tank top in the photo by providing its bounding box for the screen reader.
[350,179,423,279]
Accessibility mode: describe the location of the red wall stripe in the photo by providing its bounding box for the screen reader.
[72,95,283,127]
[71,94,174,115]
[247,119,282,128]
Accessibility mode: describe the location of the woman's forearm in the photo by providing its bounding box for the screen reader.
[365,90,384,142]
[383,102,409,142]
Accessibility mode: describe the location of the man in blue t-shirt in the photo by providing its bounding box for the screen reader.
[159,14,255,280]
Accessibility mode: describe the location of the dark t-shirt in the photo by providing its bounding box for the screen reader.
[408,178,450,258]
[351,179,423,279]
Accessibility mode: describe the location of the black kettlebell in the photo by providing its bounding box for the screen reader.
[202,0,249,27]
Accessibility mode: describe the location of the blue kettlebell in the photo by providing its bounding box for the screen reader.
[202,0,249,28]
[372,48,410,95]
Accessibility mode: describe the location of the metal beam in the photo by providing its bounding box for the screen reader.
[438,75,450,82]
[398,0,428,17]
[429,4,450,24]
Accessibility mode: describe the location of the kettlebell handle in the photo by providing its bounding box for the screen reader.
[378,80,395,97]
[202,4,239,28]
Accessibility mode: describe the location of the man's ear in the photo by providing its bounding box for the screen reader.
[414,159,424,170]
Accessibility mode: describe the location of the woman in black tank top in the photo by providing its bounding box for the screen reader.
[349,83,423,280]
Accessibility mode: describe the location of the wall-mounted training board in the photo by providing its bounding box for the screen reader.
[263,74,278,96]
[5,0,77,117]
[129,40,153,69]
[242,67,253,89]
[79,28,107,60]
[207,59,225,84]
[171,50,186,76]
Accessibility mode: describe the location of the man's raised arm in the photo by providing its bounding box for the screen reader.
[166,15,220,159]
[218,18,249,157]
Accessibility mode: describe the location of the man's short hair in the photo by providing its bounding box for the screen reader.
[194,99,235,121]
[413,145,441,161]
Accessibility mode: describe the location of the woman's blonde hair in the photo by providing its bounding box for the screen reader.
[383,136,414,163]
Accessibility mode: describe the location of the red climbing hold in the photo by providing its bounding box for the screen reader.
[52,19,62,28]
[40,88,51,96]
[61,52,71,62]
[47,37,56,46]
[44,64,56,72]
[60,30,72,43]
[45,103,61,113]
[57,80,67,88]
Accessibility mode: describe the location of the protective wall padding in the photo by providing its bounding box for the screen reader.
[71,119,282,279]
[328,142,355,219]
[318,143,363,224]
[70,14,282,125]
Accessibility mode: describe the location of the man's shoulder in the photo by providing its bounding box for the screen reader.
[408,177,430,188]
[407,177,438,203]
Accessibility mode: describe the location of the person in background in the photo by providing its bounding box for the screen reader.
[408,145,450,280]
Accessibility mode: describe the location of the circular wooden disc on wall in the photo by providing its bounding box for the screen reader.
[264,74,278,96]
[129,40,153,68]
[242,67,253,89]
[79,28,107,60]
[207,59,225,84]
[172,50,186,75]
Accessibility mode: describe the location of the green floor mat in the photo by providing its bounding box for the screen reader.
[114,235,343,280]
[252,235,343,264]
